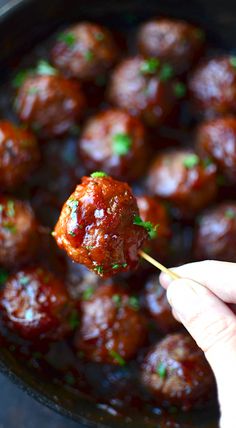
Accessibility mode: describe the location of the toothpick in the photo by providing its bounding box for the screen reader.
[139,250,180,281]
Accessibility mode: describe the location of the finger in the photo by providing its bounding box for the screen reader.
[160,260,236,303]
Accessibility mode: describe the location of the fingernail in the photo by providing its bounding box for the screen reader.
[159,272,174,288]
[166,279,201,322]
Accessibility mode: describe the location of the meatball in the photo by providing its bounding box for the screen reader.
[147,150,217,216]
[79,109,149,181]
[141,333,215,410]
[74,284,147,364]
[0,121,39,190]
[51,22,118,81]
[194,202,236,261]
[136,196,171,260]
[189,56,236,117]
[15,73,85,138]
[53,173,148,278]
[0,197,38,268]
[138,18,204,75]
[108,56,175,127]
[196,116,236,183]
[0,267,74,340]
[143,276,180,333]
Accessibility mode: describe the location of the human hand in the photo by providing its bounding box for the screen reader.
[160,260,236,428]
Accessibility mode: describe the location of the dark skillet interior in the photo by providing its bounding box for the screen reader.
[0,0,235,426]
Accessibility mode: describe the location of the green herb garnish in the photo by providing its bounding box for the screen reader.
[112,133,132,156]
[84,50,94,61]
[230,56,236,68]
[94,32,104,41]
[27,86,39,95]
[225,208,236,219]
[156,362,167,379]
[67,199,79,210]
[82,286,95,300]
[69,310,80,329]
[174,82,186,98]
[68,230,76,237]
[159,63,174,81]
[12,69,33,88]
[112,263,128,270]
[93,265,104,275]
[3,222,17,234]
[133,215,158,239]
[140,58,160,74]
[7,200,15,218]
[203,157,214,168]
[91,171,108,178]
[112,294,122,307]
[109,350,126,366]
[0,269,8,286]
[19,276,30,286]
[183,154,199,169]
[128,296,140,311]
[58,32,76,48]
[36,60,58,76]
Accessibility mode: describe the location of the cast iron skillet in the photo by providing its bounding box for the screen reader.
[0,0,234,426]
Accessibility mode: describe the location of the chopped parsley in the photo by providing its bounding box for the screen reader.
[7,200,15,217]
[84,50,94,61]
[69,310,80,329]
[140,58,160,74]
[112,294,122,307]
[203,157,214,168]
[67,199,79,210]
[112,263,128,270]
[133,215,158,239]
[19,276,30,286]
[82,286,95,300]
[159,63,174,81]
[156,362,167,379]
[112,133,132,156]
[68,230,76,237]
[225,208,236,219]
[94,32,105,41]
[0,269,8,286]
[173,82,186,98]
[27,86,39,95]
[58,32,76,48]
[12,69,33,88]
[183,154,199,169]
[128,296,140,311]
[230,56,236,68]
[36,60,58,76]
[109,350,126,366]
[90,171,108,178]
[3,222,17,234]
[93,265,104,275]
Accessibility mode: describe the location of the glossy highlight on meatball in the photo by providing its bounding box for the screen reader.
[147,149,217,216]
[189,56,236,117]
[196,116,236,183]
[108,56,176,126]
[51,22,118,81]
[0,267,74,340]
[138,18,204,75]
[0,197,38,268]
[53,173,150,277]
[74,283,147,364]
[0,121,39,190]
[79,109,149,181]
[15,63,86,138]
[194,202,236,261]
[142,333,215,410]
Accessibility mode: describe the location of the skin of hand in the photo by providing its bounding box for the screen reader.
[159,260,236,428]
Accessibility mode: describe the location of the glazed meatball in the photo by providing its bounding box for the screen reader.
[142,276,180,333]
[194,202,236,261]
[147,150,217,216]
[0,267,73,340]
[53,173,148,278]
[0,197,38,268]
[108,56,175,126]
[79,109,149,181]
[74,284,147,364]
[189,56,236,117]
[138,18,204,75]
[15,73,85,138]
[136,196,171,260]
[142,333,215,410]
[51,22,118,81]
[0,121,39,190]
[196,116,236,183]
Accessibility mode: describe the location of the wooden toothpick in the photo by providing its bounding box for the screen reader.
[139,250,180,281]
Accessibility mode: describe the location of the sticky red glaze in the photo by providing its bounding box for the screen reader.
[147,149,217,216]
[142,333,215,410]
[108,56,176,127]
[53,175,148,277]
[136,196,171,260]
[189,56,236,117]
[196,116,236,183]
[74,284,147,364]
[51,22,118,81]
[137,19,204,75]
[0,267,73,340]
[0,197,38,268]
[0,121,40,190]
[142,276,180,333]
[15,74,86,138]
[79,109,149,181]
[194,202,236,261]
